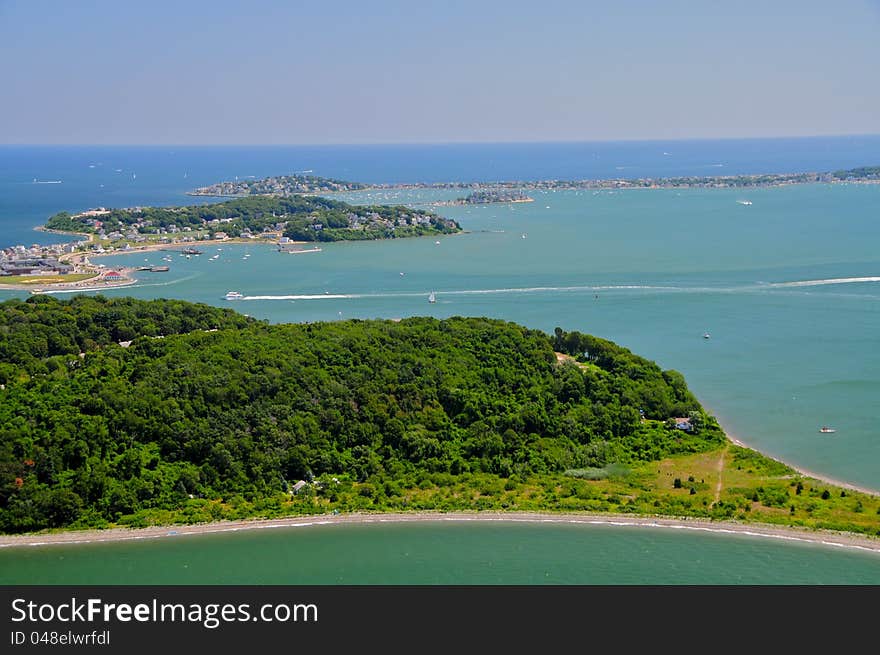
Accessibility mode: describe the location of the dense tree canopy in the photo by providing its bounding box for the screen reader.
[0,297,724,533]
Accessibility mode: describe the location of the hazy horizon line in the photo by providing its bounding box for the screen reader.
[3,133,880,149]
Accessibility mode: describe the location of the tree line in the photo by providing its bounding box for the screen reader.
[0,297,724,533]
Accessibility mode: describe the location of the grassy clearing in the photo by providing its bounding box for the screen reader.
[0,273,98,285]
[103,444,880,538]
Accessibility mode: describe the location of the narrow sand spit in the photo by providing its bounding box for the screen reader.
[2,511,879,555]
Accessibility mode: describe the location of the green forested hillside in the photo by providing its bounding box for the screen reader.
[0,296,725,533]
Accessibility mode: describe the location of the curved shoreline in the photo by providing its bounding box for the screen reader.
[701,402,880,496]
[2,510,879,554]
[33,225,91,241]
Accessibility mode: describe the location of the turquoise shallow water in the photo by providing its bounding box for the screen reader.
[3,521,880,585]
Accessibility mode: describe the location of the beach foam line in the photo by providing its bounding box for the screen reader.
[6,513,879,555]
[350,515,880,554]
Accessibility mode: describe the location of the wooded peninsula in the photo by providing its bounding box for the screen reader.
[2,296,878,538]
[45,195,461,243]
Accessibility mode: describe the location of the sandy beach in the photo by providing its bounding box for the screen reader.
[2,510,879,554]
[701,401,880,496]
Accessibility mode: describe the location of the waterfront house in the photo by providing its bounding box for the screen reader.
[290,480,308,494]
[673,417,693,432]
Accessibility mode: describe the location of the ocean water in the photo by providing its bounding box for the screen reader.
[3,136,880,247]
[3,521,880,585]
[2,138,879,583]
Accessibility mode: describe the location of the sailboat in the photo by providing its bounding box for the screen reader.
[428,291,436,304]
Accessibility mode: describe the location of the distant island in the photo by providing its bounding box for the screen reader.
[1,297,878,540]
[435,190,535,206]
[188,165,880,198]
[376,164,880,191]
[189,174,369,197]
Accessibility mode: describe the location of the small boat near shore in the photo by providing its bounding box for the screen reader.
[819,426,836,434]
[224,291,244,300]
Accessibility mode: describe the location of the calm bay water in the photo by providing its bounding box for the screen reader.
[3,521,880,585]
[2,138,879,583]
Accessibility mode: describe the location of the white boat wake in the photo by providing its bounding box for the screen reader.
[234,277,879,302]
[758,276,880,289]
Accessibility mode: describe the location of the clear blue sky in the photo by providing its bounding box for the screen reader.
[2,0,879,144]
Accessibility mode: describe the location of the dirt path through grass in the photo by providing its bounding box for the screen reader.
[715,444,729,503]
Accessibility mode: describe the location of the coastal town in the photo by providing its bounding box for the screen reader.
[189,173,368,197]
[183,165,880,201]
[0,208,284,293]
[371,165,880,191]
